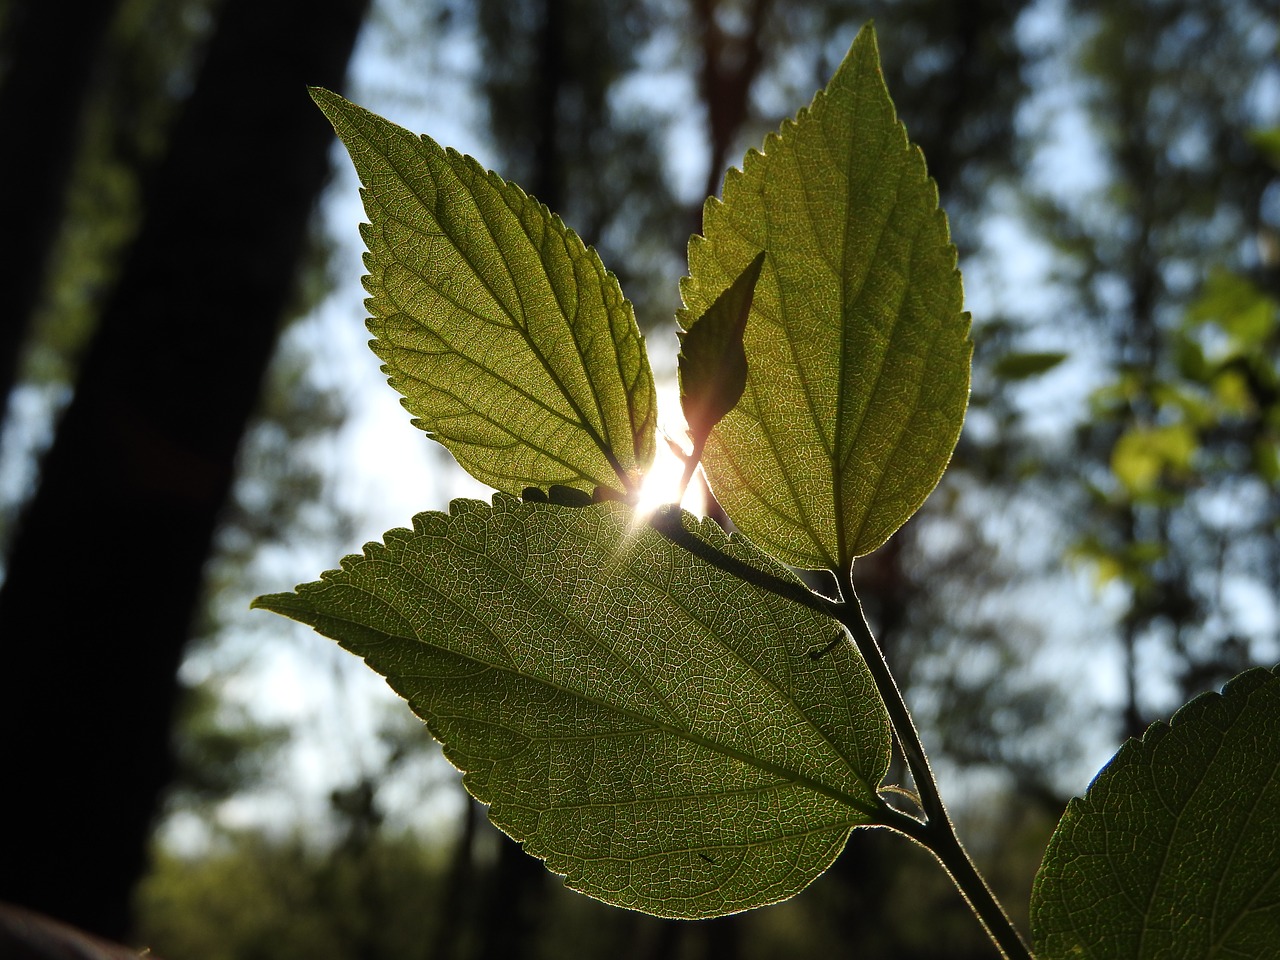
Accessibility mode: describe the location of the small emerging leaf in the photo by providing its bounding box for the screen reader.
[680,24,972,570]
[1031,664,1280,959]
[311,88,656,499]
[679,251,766,465]
[255,496,892,919]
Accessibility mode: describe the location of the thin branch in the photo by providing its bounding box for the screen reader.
[648,505,839,620]
[834,568,1034,960]
[652,505,1033,958]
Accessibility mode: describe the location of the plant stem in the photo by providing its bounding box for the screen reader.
[835,570,1034,960]
[652,510,1034,957]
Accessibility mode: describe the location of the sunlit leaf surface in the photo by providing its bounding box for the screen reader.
[256,496,891,918]
[679,25,971,570]
[313,88,656,499]
[1032,665,1280,959]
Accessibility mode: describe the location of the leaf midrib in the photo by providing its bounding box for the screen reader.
[628,551,876,796]
[832,84,913,563]
[387,361,604,487]
[506,207,631,486]
[712,208,836,565]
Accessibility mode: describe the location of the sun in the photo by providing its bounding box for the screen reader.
[635,431,706,517]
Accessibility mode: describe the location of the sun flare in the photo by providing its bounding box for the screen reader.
[635,431,705,518]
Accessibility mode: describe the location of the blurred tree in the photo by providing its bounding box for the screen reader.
[0,0,370,939]
[0,0,218,547]
[1026,0,1279,737]
[0,0,122,422]
[166,679,288,816]
[470,0,688,330]
[138,829,449,960]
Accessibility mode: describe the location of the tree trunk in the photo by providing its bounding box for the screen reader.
[0,0,122,425]
[0,0,369,939]
[475,829,548,960]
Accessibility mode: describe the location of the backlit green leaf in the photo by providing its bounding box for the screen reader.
[255,496,892,918]
[1110,423,1196,495]
[1031,665,1280,959]
[992,351,1068,381]
[679,25,971,570]
[312,88,656,499]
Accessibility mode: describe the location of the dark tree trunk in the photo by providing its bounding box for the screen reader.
[0,0,122,425]
[0,0,369,939]
[430,797,480,960]
[692,0,768,203]
[531,0,566,212]
[475,831,547,960]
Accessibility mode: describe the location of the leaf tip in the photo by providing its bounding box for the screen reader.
[250,591,301,617]
[308,85,346,122]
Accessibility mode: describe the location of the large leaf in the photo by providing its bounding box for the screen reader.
[1031,665,1280,959]
[312,88,656,499]
[679,25,971,570]
[255,496,892,918]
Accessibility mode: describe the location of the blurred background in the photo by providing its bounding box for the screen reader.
[0,0,1277,956]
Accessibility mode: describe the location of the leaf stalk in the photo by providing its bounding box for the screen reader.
[835,569,1034,960]
[651,508,1033,957]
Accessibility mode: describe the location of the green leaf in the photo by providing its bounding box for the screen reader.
[1186,268,1280,355]
[678,25,972,570]
[679,251,765,466]
[311,88,656,499]
[255,496,892,919]
[1249,127,1280,168]
[1110,423,1196,495]
[992,351,1068,381]
[1031,665,1280,959]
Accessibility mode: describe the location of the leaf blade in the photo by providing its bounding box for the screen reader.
[1031,665,1280,959]
[679,25,972,569]
[679,251,766,460]
[255,496,892,918]
[312,88,656,498]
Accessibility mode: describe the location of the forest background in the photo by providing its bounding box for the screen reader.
[0,0,1277,957]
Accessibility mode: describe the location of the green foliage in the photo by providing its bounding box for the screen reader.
[311,88,656,500]
[678,27,971,571]
[1078,267,1280,591]
[1031,665,1280,958]
[1109,423,1196,497]
[257,495,891,918]
[991,351,1068,381]
[137,833,448,960]
[258,21,1280,960]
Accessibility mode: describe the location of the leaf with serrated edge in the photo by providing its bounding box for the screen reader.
[679,25,971,570]
[1031,665,1280,959]
[312,88,656,499]
[255,496,891,919]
